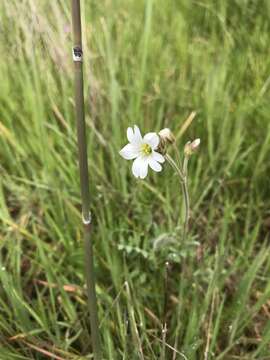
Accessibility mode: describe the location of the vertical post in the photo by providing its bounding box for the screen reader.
[71,1,102,359]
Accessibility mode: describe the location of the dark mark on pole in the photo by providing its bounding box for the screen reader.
[73,46,83,62]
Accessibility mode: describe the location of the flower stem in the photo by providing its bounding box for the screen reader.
[165,154,184,180]
[182,156,190,241]
[165,154,190,240]
[181,180,189,241]
[71,1,101,359]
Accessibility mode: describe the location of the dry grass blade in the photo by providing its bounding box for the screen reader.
[19,340,68,360]
[175,111,197,141]
[35,279,83,294]
[149,332,188,360]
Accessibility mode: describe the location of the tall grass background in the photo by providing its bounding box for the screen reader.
[0,0,270,359]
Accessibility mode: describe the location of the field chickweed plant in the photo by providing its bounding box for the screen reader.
[120,125,200,239]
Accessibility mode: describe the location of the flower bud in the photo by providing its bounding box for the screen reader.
[157,128,175,154]
[158,128,175,144]
[184,138,200,156]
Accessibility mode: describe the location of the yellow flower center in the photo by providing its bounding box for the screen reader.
[141,143,152,155]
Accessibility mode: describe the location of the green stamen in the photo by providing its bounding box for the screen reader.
[141,143,152,155]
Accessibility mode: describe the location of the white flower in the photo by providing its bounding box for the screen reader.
[119,125,165,179]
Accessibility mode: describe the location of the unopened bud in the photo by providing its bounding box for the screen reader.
[158,128,175,154]
[184,138,200,156]
[158,128,175,144]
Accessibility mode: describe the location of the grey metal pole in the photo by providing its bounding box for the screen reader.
[71,1,102,358]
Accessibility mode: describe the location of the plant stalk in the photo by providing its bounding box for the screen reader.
[182,156,190,240]
[165,154,190,240]
[71,1,102,358]
[181,179,189,241]
[165,154,184,180]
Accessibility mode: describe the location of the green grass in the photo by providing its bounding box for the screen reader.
[0,0,270,359]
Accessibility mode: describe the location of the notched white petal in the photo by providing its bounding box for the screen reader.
[131,156,149,179]
[133,125,143,144]
[132,156,142,178]
[139,158,149,179]
[144,132,159,149]
[152,151,165,163]
[127,127,134,143]
[119,144,139,160]
[149,159,162,172]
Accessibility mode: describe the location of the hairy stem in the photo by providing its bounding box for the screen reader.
[181,180,189,241]
[165,154,190,240]
[165,154,184,180]
[182,156,190,240]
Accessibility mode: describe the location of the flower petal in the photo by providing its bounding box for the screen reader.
[133,125,143,144]
[127,127,134,143]
[132,156,142,178]
[119,144,139,160]
[126,125,142,145]
[139,158,149,179]
[132,156,148,179]
[143,132,159,150]
[152,151,165,163]
[149,158,162,172]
